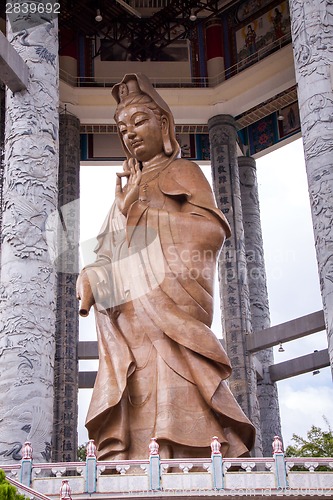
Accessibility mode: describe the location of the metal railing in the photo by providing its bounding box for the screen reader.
[59,31,292,89]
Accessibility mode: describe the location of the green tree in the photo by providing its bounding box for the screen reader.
[285,417,333,457]
[0,469,26,500]
[77,443,87,462]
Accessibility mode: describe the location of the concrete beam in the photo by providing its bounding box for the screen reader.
[79,371,96,389]
[78,341,99,360]
[253,355,264,381]
[246,310,325,353]
[0,31,29,92]
[77,349,265,386]
[78,348,330,387]
[269,348,330,382]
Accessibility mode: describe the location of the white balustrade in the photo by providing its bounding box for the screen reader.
[1,454,333,498]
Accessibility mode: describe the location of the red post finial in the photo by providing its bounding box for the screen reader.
[211,436,222,455]
[149,437,159,456]
[272,435,284,454]
[86,439,97,458]
[60,479,72,500]
[21,441,33,460]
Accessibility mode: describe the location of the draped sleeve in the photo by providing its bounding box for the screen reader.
[159,159,231,237]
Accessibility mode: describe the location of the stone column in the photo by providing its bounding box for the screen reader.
[208,114,262,456]
[0,14,58,462]
[288,0,333,378]
[205,18,225,85]
[52,113,80,462]
[238,155,281,456]
[0,83,4,261]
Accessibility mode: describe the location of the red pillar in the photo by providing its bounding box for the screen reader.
[205,18,225,85]
[59,27,78,78]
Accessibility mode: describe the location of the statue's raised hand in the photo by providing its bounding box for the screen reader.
[115,158,142,216]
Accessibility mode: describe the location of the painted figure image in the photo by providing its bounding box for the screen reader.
[77,73,255,460]
[245,24,257,55]
[272,7,284,39]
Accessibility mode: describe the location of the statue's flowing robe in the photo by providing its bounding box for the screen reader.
[85,159,255,459]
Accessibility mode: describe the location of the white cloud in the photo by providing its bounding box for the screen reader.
[78,389,92,445]
[278,375,333,447]
[256,138,322,325]
[257,138,331,451]
[80,165,119,244]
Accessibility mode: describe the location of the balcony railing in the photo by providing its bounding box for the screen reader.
[59,31,292,89]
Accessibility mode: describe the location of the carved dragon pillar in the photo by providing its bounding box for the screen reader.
[208,114,262,456]
[0,83,4,262]
[52,113,80,462]
[238,155,281,456]
[288,0,333,377]
[0,13,59,462]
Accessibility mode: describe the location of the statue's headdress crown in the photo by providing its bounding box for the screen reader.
[117,79,141,102]
[112,73,181,160]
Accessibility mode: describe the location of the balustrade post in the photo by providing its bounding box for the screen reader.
[148,438,161,491]
[211,437,224,490]
[85,439,97,494]
[20,442,33,487]
[272,436,288,489]
[60,479,72,500]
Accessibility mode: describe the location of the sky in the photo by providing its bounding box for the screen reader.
[255,138,333,447]
[78,136,333,451]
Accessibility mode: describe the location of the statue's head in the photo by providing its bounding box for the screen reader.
[112,73,180,162]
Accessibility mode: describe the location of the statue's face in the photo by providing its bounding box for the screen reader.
[117,104,164,162]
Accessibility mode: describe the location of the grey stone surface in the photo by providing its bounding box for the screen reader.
[52,113,80,462]
[0,83,4,263]
[0,31,28,92]
[0,16,59,462]
[289,0,333,378]
[238,155,281,457]
[208,114,262,457]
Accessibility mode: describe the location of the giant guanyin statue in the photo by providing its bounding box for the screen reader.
[77,73,255,460]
